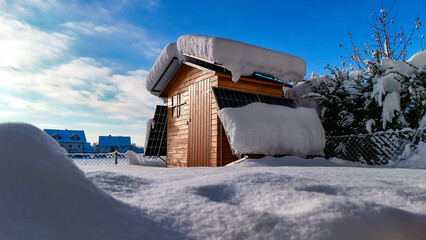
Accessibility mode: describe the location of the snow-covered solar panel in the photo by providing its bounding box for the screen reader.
[144,105,167,157]
[212,87,294,109]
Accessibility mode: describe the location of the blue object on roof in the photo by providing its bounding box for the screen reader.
[98,136,131,147]
[44,129,87,143]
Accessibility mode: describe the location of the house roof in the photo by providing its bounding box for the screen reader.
[44,129,87,143]
[98,136,131,147]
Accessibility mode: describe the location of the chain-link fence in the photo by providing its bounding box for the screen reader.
[68,153,129,166]
[325,128,426,165]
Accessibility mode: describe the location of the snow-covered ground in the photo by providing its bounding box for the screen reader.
[81,161,426,240]
[1,123,425,239]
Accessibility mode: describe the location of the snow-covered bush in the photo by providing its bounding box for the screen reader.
[298,3,425,136]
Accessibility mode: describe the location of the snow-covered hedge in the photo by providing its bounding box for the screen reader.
[288,51,426,136]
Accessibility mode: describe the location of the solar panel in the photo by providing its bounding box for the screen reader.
[144,105,167,157]
[212,87,294,109]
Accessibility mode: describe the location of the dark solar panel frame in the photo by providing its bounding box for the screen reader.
[144,105,167,157]
[212,87,294,109]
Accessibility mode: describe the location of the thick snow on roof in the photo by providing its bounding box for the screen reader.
[177,35,306,83]
[145,43,185,96]
[217,102,325,157]
[145,35,306,96]
[0,123,178,239]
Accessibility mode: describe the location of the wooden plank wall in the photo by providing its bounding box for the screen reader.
[187,78,212,166]
[166,65,284,167]
[166,65,215,167]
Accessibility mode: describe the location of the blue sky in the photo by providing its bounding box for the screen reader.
[1,0,425,145]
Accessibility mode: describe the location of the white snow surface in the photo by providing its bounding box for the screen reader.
[177,34,306,83]
[125,150,166,167]
[381,91,402,129]
[407,50,426,70]
[284,80,322,112]
[1,123,426,239]
[420,115,426,128]
[81,158,426,240]
[366,119,376,133]
[389,141,426,169]
[0,123,180,240]
[217,103,326,157]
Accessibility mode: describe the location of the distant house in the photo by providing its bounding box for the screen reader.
[44,129,88,153]
[98,135,132,153]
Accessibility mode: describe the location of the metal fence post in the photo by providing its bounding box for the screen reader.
[114,151,118,165]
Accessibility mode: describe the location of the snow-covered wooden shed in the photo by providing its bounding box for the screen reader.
[144,35,314,167]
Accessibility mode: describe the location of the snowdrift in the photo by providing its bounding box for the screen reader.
[0,123,179,240]
[125,150,166,167]
[81,157,426,240]
[218,103,325,157]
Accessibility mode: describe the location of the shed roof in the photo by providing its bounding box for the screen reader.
[44,129,87,143]
[146,35,305,97]
[98,136,131,147]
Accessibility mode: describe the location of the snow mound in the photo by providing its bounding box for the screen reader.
[177,34,306,83]
[125,150,166,167]
[230,156,361,167]
[390,141,426,169]
[217,103,325,157]
[0,123,177,240]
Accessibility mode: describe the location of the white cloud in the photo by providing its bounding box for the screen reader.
[0,15,70,70]
[2,57,162,119]
[0,0,165,145]
[62,21,162,57]
[62,22,116,35]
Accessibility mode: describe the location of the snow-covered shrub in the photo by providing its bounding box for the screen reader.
[298,3,425,136]
[304,51,425,136]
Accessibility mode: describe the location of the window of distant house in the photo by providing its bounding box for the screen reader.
[53,134,62,140]
[70,135,80,141]
[171,93,184,118]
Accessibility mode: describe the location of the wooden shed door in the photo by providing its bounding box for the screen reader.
[188,78,212,166]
